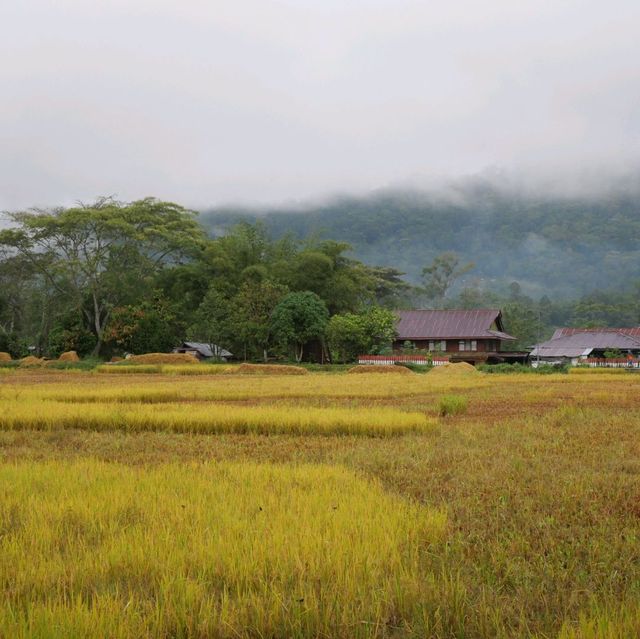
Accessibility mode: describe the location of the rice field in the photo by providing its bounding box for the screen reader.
[1,366,640,637]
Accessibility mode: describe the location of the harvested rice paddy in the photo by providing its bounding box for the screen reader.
[1,366,640,637]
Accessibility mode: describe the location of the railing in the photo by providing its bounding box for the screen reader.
[357,355,449,366]
[584,358,640,368]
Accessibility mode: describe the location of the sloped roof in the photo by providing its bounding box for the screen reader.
[552,327,640,339]
[531,331,640,357]
[396,309,515,340]
[181,342,233,358]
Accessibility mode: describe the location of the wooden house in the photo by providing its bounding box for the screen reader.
[172,342,233,361]
[393,309,525,364]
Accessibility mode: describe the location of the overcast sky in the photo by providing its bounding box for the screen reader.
[1,0,639,210]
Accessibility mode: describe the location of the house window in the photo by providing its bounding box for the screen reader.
[428,340,435,351]
[459,340,465,352]
[471,340,477,351]
[441,340,446,351]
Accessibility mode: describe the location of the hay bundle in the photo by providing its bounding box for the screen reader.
[58,351,80,362]
[0,352,12,362]
[429,362,478,376]
[19,356,45,368]
[110,356,124,363]
[126,353,200,365]
[230,363,308,376]
[347,365,413,375]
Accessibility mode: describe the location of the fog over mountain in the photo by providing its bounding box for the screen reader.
[1,1,640,210]
[202,172,640,299]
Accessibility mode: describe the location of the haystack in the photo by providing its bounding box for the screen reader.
[126,353,200,365]
[347,365,413,375]
[58,350,80,362]
[230,363,308,375]
[110,356,124,363]
[429,362,479,376]
[19,355,45,367]
[0,352,12,362]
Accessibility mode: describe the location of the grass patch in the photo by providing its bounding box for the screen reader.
[0,460,446,638]
[0,401,434,437]
[438,395,468,417]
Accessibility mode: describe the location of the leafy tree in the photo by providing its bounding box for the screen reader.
[270,292,329,362]
[187,286,235,357]
[104,298,182,355]
[0,197,204,355]
[326,307,397,363]
[233,279,288,361]
[422,252,474,306]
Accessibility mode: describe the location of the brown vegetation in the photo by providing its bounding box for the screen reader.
[19,356,45,367]
[347,365,413,374]
[230,363,308,375]
[429,361,479,376]
[0,352,11,362]
[125,353,200,365]
[58,351,80,362]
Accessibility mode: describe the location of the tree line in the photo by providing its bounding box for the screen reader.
[1,197,638,362]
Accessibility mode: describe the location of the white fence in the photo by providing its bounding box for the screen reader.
[357,355,449,366]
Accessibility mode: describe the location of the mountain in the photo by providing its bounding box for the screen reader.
[201,182,640,299]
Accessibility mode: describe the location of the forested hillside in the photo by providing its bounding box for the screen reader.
[202,183,640,299]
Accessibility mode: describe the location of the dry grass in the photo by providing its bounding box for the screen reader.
[125,352,200,365]
[19,356,45,367]
[0,400,433,437]
[232,363,309,375]
[347,365,413,375]
[57,350,80,362]
[429,362,479,376]
[0,352,11,362]
[2,370,640,637]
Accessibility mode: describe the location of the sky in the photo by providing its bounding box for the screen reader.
[1,0,639,210]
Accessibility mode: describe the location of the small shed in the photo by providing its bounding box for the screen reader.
[172,342,233,361]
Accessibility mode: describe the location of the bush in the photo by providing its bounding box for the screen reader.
[347,365,413,375]
[394,362,432,374]
[478,363,568,375]
[438,395,468,417]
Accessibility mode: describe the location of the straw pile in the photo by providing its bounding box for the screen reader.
[58,351,80,362]
[429,362,479,376]
[0,352,12,362]
[125,353,200,365]
[347,365,413,375]
[19,356,45,368]
[230,363,308,375]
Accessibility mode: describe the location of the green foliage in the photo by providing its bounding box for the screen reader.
[326,307,397,363]
[270,292,329,362]
[438,395,468,416]
[603,349,623,359]
[104,298,182,355]
[478,363,569,374]
[422,252,474,305]
[47,314,96,357]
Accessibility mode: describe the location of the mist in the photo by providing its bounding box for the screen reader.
[1,0,640,211]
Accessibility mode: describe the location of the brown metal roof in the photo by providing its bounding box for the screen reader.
[552,327,640,339]
[396,309,516,340]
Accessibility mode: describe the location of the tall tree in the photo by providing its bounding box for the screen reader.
[421,252,474,307]
[0,197,205,355]
[270,292,329,362]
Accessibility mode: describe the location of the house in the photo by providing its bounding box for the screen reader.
[172,342,233,361]
[531,328,640,366]
[393,309,526,364]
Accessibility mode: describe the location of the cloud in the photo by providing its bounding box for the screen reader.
[1,0,639,209]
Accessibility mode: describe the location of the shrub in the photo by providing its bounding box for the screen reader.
[438,395,468,417]
[478,363,568,375]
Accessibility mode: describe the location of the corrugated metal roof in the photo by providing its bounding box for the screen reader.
[553,327,640,339]
[181,342,233,358]
[531,331,640,357]
[396,309,515,340]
